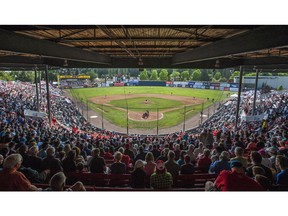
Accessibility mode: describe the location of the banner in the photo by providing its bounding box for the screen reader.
[24,109,47,118]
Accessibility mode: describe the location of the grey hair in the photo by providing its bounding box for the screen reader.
[49,172,66,191]
[234,147,244,156]
[3,154,22,169]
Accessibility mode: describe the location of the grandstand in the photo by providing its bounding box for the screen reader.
[0,80,287,191]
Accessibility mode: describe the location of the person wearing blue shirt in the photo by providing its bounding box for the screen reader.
[209,151,231,174]
[275,155,288,186]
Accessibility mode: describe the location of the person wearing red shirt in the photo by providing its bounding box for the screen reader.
[0,154,40,191]
[197,149,212,173]
[119,147,131,168]
[214,161,263,191]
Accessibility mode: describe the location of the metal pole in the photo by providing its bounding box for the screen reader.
[39,70,42,105]
[252,69,259,116]
[45,65,52,125]
[126,106,129,135]
[81,98,84,116]
[86,99,89,122]
[183,106,186,132]
[102,104,104,130]
[158,108,160,136]
[208,105,210,118]
[235,66,244,130]
[214,102,215,114]
[34,66,39,111]
[201,102,204,125]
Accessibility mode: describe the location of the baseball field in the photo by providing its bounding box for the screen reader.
[68,86,229,130]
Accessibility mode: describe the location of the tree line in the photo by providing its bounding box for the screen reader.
[0,68,288,83]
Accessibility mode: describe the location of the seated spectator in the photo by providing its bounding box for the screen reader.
[110,151,126,174]
[230,147,248,169]
[209,151,231,174]
[144,152,156,176]
[42,147,63,176]
[177,150,187,167]
[88,148,106,173]
[0,154,3,170]
[187,145,197,164]
[0,154,40,191]
[150,144,160,160]
[246,151,274,183]
[165,150,180,179]
[25,146,42,172]
[45,172,86,191]
[118,147,130,168]
[62,150,77,172]
[124,144,134,163]
[258,149,272,168]
[134,146,147,163]
[252,166,272,190]
[214,161,263,191]
[194,142,204,159]
[180,155,195,174]
[131,160,147,188]
[197,149,212,173]
[150,160,173,190]
[156,148,169,162]
[275,155,288,186]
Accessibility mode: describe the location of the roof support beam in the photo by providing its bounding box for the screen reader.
[0,29,111,64]
[173,26,288,65]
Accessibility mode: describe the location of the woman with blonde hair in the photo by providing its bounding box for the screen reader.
[144,152,156,176]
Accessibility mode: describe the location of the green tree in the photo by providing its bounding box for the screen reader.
[170,71,180,81]
[277,85,283,91]
[85,70,97,81]
[181,70,190,81]
[219,77,227,82]
[139,69,149,80]
[150,69,159,80]
[214,71,222,80]
[191,69,201,81]
[229,71,240,80]
[11,71,35,82]
[0,71,14,81]
[159,69,169,81]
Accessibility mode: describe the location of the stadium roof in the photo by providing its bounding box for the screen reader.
[1,25,288,70]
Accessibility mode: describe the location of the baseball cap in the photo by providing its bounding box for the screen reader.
[156,160,165,171]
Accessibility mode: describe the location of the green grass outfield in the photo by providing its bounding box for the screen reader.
[69,86,230,129]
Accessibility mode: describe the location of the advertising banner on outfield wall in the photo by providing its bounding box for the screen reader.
[220,83,230,87]
[230,87,238,92]
[230,83,239,88]
[224,87,230,91]
[202,82,210,86]
[214,86,220,90]
[210,86,215,90]
[219,87,224,90]
[211,82,220,87]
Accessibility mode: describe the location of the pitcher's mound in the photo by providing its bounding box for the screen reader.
[128,111,163,121]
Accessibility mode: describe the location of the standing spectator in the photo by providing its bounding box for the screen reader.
[131,160,147,188]
[110,151,126,174]
[150,160,173,190]
[0,154,40,191]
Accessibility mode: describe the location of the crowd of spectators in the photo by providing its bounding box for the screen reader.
[0,80,288,191]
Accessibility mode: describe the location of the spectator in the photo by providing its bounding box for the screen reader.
[180,155,195,174]
[209,151,231,174]
[144,152,156,176]
[62,150,77,172]
[165,150,180,179]
[131,160,147,188]
[150,144,160,160]
[177,150,186,166]
[88,148,106,173]
[110,151,126,174]
[45,172,85,191]
[230,147,248,169]
[214,161,263,191]
[197,149,212,173]
[42,147,63,176]
[246,151,273,183]
[26,146,43,172]
[252,166,272,190]
[0,154,40,191]
[275,155,288,186]
[118,147,130,168]
[150,160,173,190]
